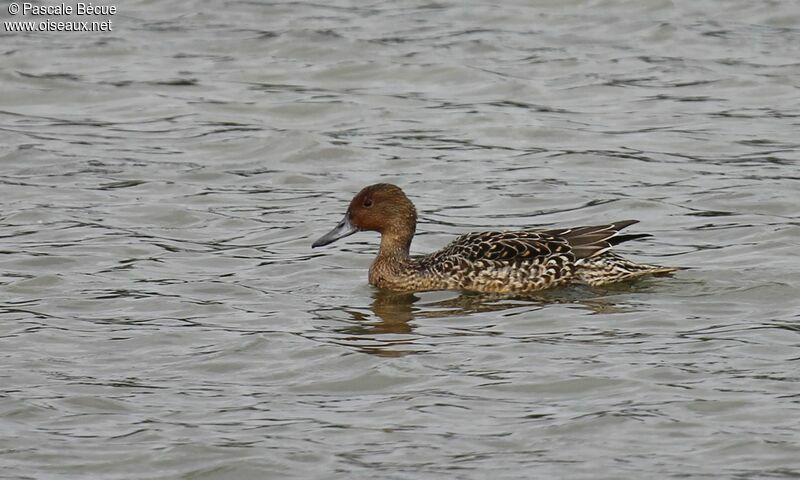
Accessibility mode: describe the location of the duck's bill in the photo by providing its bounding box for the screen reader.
[312,214,358,248]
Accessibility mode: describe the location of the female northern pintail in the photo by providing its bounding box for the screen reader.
[312,184,676,293]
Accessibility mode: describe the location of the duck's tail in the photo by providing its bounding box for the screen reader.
[542,220,677,285]
[574,252,678,286]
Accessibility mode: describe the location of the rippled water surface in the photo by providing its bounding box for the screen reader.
[2,0,800,478]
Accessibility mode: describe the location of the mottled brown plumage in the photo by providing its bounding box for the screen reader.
[312,184,676,293]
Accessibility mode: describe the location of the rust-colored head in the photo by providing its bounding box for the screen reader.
[312,184,417,248]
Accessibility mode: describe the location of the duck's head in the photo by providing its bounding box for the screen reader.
[312,183,417,248]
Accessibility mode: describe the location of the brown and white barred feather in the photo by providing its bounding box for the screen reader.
[574,252,677,286]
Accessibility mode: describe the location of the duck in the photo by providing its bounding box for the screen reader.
[312,183,676,293]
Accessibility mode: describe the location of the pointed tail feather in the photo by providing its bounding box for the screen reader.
[575,252,677,286]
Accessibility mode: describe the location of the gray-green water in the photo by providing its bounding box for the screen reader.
[2,1,799,478]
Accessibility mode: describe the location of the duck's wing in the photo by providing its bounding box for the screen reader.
[425,220,643,265]
[425,230,573,265]
[540,220,644,259]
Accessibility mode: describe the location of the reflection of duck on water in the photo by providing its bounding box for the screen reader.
[331,283,666,357]
[369,287,644,322]
[346,285,645,334]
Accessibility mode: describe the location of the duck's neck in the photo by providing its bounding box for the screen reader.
[369,225,416,288]
[377,227,414,261]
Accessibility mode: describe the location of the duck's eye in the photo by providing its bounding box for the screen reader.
[363,198,373,208]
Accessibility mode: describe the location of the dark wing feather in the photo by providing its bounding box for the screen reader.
[541,220,641,259]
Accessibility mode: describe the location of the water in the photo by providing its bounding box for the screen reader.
[2,0,799,478]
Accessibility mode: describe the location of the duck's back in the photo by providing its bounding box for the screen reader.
[410,230,573,293]
[408,220,660,293]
